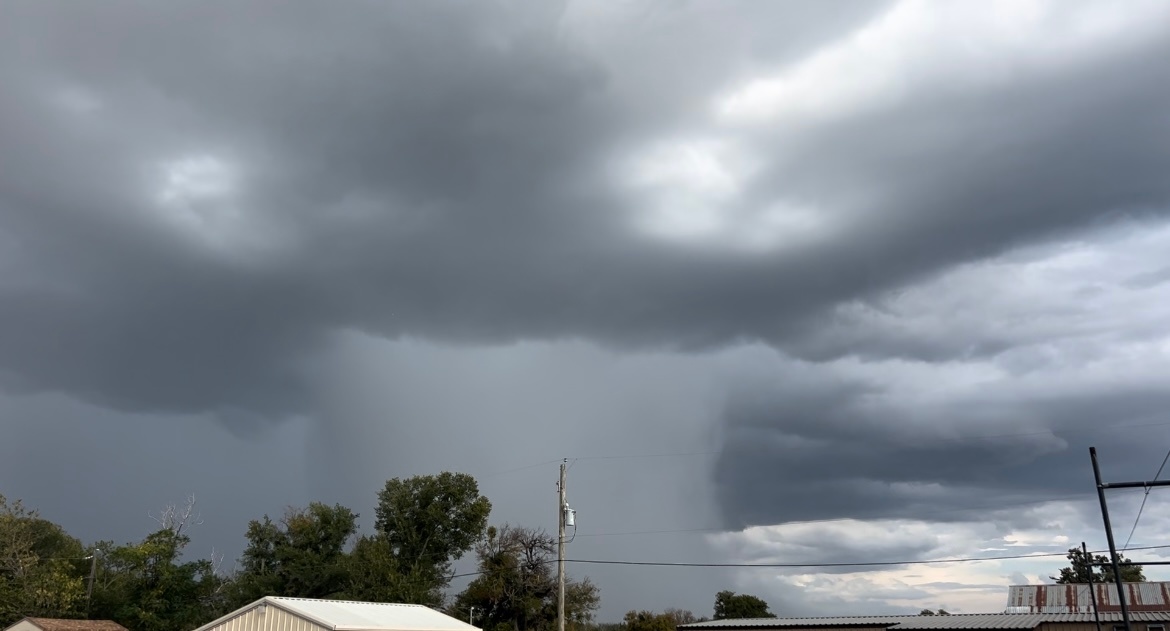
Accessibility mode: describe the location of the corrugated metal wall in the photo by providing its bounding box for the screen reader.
[207,603,328,631]
[1039,622,1168,631]
[1008,585,1170,613]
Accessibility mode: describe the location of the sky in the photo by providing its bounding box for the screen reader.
[2,0,1170,620]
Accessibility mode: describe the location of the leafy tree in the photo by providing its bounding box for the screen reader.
[0,495,89,625]
[919,610,950,616]
[713,591,774,620]
[452,524,599,631]
[623,610,703,631]
[89,529,226,631]
[1051,547,1146,584]
[342,535,444,607]
[624,611,674,631]
[230,502,358,605]
[374,472,491,598]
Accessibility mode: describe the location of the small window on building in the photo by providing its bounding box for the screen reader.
[1148,625,1165,631]
[1114,625,1126,631]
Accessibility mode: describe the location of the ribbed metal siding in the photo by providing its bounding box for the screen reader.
[208,604,329,631]
[1008,585,1170,613]
[1040,622,1169,631]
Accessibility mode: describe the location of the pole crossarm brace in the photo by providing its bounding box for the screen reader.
[1100,480,1170,490]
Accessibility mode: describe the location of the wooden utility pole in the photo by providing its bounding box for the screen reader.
[1083,541,1102,631]
[86,548,99,616]
[558,459,567,631]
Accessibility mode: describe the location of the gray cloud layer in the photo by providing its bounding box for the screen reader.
[4,0,1170,618]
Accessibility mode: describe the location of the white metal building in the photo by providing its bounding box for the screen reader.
[191,597,482,631]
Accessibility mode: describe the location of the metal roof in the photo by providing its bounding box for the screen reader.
[679,618,906,629]
[191,597,481,631]
[679,612,1170,631]
[893,615,1042,630]
[266,598,481,631]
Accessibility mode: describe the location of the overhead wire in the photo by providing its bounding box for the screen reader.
[1121,447,1170,551]
[442,543,1170,579]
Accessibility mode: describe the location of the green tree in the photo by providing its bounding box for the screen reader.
[0,495,89,625]
[623,610,702,631]
[624,612,674,631]
[452,525,599,631]
[713,591,774,620]
[342,535,444,607]
[89,529,226,631]
[374,472,491,598]
[1051,547,1146,584]
[230,502,358,605]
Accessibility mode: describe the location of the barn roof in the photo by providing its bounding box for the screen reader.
[192,597,482,631]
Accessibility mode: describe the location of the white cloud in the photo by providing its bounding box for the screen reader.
[715,0,1170,126]
[709,498,1170,615]
[615,138,835,253]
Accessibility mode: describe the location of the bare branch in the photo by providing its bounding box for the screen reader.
[148,494,204,534]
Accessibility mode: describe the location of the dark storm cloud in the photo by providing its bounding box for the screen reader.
[714,364,1170,529]
[5,0,1169,422]
[5,1,1170,615]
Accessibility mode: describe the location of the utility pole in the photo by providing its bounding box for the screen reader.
[1088,447,1170,631]
[468,606,476,626]
[558,459,567,631]
[1083,542,1102,631]
[86,548,100,617]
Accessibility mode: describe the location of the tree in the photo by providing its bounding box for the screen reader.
[919,610,950,616]
[452,524,599,631]
[624,612,674,631]
[1052,547,1146,584]
[713,591,774,620]
[89,529,226,631]
[342,535,444,607]
[374,472,491,598]
[0,495,89,625]
[230,502,358,605]
[623,610,703,631]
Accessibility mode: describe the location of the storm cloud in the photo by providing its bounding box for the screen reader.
[3,0,1170,619]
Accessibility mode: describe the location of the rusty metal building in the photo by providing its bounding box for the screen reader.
[679,612,1170,631]
[1007,585,1170,614]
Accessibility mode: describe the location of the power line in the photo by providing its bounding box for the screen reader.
[1122,447,1170,551]
[573,492,1098,538]
[563,544,1170,570]
[444,543,1170,579]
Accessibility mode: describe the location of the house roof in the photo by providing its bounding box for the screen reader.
[679,612,1170,631]
[15,619,129,631]
[192,597,482,631]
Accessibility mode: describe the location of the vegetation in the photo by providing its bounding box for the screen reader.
[3,476,774,631]
[450,524,599,631]
[1051,546,1146,584]
[0,473,503,629]
[919,610,950,616]
[712,590,774,620]
[622,609,704,631]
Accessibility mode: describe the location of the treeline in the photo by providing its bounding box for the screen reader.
[2,473,780,631]
[0,472,599,631]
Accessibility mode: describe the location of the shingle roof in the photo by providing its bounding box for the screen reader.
[19,619,129,631]
[679,612,1170,631]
